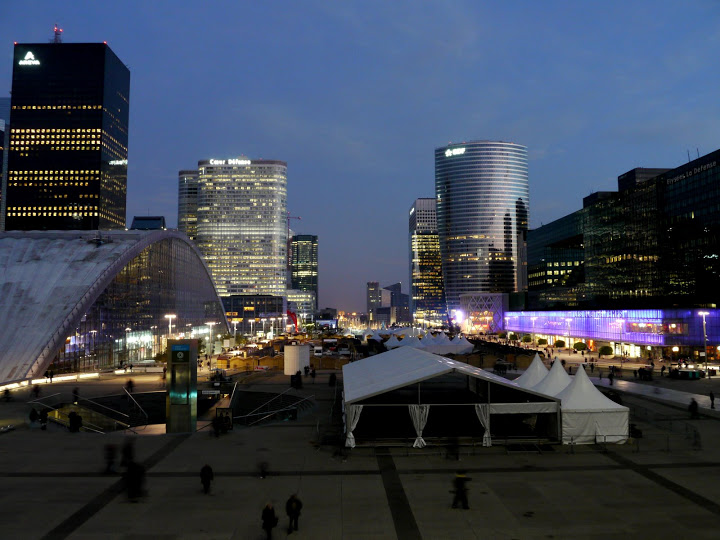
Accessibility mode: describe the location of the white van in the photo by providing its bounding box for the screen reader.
[313,346,323,357]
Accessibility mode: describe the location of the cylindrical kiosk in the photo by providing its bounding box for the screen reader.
[284,344,311,375]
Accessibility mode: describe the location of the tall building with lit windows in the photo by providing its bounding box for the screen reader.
[409,198,446,326]
[178,169,199,241]
[0,97,10,231]
[435,141,529,314]
[193,158,287,297]
[290,234,318,310]
[4,43,130,231]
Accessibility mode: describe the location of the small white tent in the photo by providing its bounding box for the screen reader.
[515,354,549,389]
[452,336,474,355]
[555,365,629,444]
[530,359,571,396]
[384,335,401,349]
[400,335,425,348]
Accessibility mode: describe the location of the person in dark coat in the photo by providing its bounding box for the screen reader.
[710,391,715,410]
[29,408,39,424]
[261,502,277,539]
[39,409,48,430]
[452,470,471,509]
[689,398,700,419]
[200,464,214,494]
[285,493,303,533]
[72,387,80,404]
[125,460,146,501]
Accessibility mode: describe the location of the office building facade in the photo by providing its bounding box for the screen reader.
[0,97,9,230]
[528,150,720,310]
[435,141,529,315]
[5,43,130,230]
[409,198,446,326]
[367,281,382,319]
[192,158,287,297]
[178,169,199,240]
[290,234,318,310]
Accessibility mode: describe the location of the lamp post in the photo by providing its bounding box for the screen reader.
[206,322,217,361]
[232,320,237,338]
[249,318,255,340]
[699,311,709,376]
[165,314,176,339]
[531,317,537,346]
[270,317,276,338]
[261,318,267,337]
[282,314,288,334]
[125,327,132,365]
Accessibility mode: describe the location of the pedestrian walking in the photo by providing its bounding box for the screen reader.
[261,502,278,540]
[29,407,39,424]
[200,464,214,494]
[451,470,471,509]
[689,398,700,419]
[39,409,48,430]
[104,444,118,474]
[125,379,134,393]
[72,387,80,404]
[285,494,303,533]
[710,391,715,410]
[31,384,41,399]
[608,371,614,386]
[311,368,316,383]
[590,362,595,374]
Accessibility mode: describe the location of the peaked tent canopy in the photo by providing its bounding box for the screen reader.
[530,358,571,396]
[515,354,549,389]
[555,366,629,444]
[384,335,401,349]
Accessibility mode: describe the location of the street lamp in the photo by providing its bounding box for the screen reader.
[270,317,276,338]
[282,314,288,334]
[531,316,537,345]
[232,320,237,338]
[206,322,217,358]
[249,318,255,339]
[165,314,176,339]
[125,327,132,365]
[261,318,267,336]
[699,311,709,375]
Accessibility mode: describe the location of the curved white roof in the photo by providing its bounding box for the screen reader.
[0,230,222,383]
[529,358,572,396]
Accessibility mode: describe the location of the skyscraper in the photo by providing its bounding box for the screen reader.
[435,141,529,314]
[178,169,198,240]
[0,97,9,231]
[4,43,130,231]
[193,157,287,297]
[366,281,381,318]
[290,234,318,310]
[409,198,446,326]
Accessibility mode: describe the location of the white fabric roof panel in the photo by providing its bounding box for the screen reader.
[342,347,557,405]
[529,358,572,396]
[556,365,629,413]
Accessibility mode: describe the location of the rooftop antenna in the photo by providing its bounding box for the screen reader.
[697,148,700,159]
[687,149,691,163]
[51,23,63,43]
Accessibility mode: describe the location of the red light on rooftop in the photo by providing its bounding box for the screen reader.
[103,41,107,44]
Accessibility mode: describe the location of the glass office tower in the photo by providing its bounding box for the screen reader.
[409,198,446,326]
[194,158,287,297]
[5,43,130,230]
[178,169,198,241]
[435,141,529,313]
[290,234,318,310]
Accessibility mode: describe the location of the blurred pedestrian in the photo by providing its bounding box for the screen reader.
[285,494,303,533]
[125,379,134,393]
[31,385,41,399]
[262,502,278,539]
[451,470,471,509]
[689,398,700,419]
[608,371,614,386]
[200,464,214,494]
[29,407,39,424]
[710,391,715,410]
[310,368,316,383]
[72,387,80,404]
[39,409,48,430]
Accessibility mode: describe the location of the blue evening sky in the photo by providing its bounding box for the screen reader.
[2,1,719,312]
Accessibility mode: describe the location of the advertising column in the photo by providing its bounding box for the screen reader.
[166,339,198,433]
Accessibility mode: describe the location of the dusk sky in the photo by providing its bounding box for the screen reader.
[2,1,720,312]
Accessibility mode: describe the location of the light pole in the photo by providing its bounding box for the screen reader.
[282,314,288,334]
[206,321,217,360]
[270,317,276,338]
[165,314,176,339]
[699,311,709,375]
[531,317,537,346]
[261,318,267,337]
[125,327,132,365]
[249,318,255,339]
[232,320,237,338]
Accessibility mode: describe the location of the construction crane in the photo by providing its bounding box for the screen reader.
[51,23,63,43]
[286,211,301,240]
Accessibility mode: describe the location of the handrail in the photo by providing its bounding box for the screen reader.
[245,387,295,417]
[123,388,149,420]
[239,395,315,427]
[229,381,238,405]
[77,395,130,418]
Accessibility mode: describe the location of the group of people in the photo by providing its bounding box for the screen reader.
[261,494,303,538]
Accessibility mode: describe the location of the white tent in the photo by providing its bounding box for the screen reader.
[529,359,571,396]
[399,335,425,349]
[384,335,401,349]
[342,347,560,448]
[371,330,384,342]
[555,366,629,444]
[421,333,437,346]
[452,336,474,355]
[514,354,549,389]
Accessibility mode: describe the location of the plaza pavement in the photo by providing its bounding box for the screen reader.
[1,365,720,539]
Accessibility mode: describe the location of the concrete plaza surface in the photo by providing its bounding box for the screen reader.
[2,370,720,539]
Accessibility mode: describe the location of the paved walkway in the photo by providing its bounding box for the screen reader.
[1,369,720,539]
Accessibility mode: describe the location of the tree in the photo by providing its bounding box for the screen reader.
[537,338,548,346]
[499,332,508,339]
[599,345,614,357]
[509,333,519,342]
[521,335,532,343]
[573,342,587,351]
[554,340,566,348]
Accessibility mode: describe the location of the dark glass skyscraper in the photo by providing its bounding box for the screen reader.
[178,169,198,240]
[5,43,130,230]
[290,234,319,310]
[435,141,529,314]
